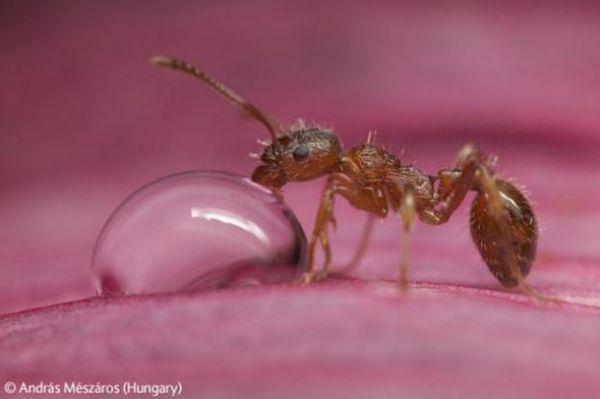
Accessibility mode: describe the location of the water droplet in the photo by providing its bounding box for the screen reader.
[91,171,306,296]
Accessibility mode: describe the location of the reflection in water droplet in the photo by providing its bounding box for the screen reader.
[91,171,306,296]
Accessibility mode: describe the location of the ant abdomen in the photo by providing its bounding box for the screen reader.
[469,179,538,287]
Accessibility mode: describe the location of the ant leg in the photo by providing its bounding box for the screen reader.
[318,223,334,280]
[397,187,417,292]
[420,144,483,225]
[300,174,387,285]
[300,174,350,285]
[338,215,376,273]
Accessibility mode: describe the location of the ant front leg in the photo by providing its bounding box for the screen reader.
[300,175,340,285]
[300,173,387,285]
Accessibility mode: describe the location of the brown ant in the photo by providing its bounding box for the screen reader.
[151,55,546,300]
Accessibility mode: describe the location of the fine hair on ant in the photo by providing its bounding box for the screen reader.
[151,55,549,302]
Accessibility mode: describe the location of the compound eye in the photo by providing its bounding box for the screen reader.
[292,144,310,161]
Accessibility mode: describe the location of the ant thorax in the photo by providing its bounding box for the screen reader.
[343,143,402,184]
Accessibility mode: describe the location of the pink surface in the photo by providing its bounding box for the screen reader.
[2,1,600,398]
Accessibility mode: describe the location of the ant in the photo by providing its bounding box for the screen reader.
[151,55,546,301]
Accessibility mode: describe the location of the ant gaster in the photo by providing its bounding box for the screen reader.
[151,55,544,300]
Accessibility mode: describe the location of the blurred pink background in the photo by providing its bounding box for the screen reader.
[2,1,600,398]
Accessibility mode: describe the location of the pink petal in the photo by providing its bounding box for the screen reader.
[2,2,600,398]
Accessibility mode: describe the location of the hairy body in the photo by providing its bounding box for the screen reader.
[151,55,542,299]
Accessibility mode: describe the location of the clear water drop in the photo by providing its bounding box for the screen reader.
[91,171,306,296]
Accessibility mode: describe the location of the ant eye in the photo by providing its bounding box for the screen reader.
[292,145,310,161]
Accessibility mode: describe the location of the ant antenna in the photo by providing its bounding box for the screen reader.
[151,55,280,140]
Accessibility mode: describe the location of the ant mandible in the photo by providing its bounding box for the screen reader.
[151,55,544,300]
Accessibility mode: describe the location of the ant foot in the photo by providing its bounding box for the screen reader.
[315,269,330,282]
[520,282,562,305]
[298,271,316,286]
[397,270,409,293]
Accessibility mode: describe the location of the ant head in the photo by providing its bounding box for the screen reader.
[252,120,342,188]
